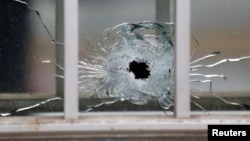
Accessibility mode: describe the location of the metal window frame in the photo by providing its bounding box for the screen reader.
[62,0,191,120]
[64,0,79,120]
[174,0,190,118]
[0,0,250,137]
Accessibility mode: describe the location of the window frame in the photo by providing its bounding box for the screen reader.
[0,0,250,137]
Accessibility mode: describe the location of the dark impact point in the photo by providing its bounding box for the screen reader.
[128,61,150,79]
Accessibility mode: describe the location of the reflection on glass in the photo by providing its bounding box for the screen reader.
[190,0,250,111]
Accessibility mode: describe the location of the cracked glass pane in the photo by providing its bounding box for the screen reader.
[79,0,175,112]
[2,0,249,116]
[0,0,63,116]
[1,0,175,116]
[190,0,250,112]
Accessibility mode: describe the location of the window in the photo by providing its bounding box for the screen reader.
[0,0,249,140]
[78,0,175,112]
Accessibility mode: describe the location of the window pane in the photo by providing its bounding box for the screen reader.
[0,0,63,116]
[78,0,175,112]
[190,0,250,111]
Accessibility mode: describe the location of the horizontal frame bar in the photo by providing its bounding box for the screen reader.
[0,112,250,133]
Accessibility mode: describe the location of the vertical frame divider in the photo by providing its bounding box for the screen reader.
[174,0,191,118]
[64,0,79,119]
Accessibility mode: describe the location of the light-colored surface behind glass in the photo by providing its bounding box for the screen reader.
[191,0,250,111]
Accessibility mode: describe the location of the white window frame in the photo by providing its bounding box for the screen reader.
[0,0,250,138]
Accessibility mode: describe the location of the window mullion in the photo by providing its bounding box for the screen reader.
[64,0,79,120]
[174,0,191,118]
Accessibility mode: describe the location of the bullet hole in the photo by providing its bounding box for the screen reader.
[129,61,150,79]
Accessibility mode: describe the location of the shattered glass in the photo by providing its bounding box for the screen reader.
[1,0,250,116]
[78,0,175,112]
[79,22,175,112]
